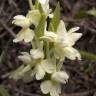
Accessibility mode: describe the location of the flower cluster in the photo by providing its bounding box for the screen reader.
[10,0,82,96]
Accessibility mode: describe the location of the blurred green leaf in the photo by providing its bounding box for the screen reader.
[35,0,39,9]
[87,8,96,17]
[0,86,10,96]
[84,63,92,73]
[35,14,46,38]
[48,2,60,32]
[35,0,44,13]
[74,10,88,19]
[80,50,96,61]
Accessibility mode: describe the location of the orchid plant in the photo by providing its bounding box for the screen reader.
[9,0,82,96]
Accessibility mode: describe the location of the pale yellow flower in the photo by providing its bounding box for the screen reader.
[34,59,56,80]
[55,21,82,60]
[12,10,41,43]
[18,49,56,80]
[41,80,61,96]
[41,20,82,60]
[13,10,41,28]
[13,28,34,43]
[30,49,56,80]
[56,21,82,47]
[40,71,69,96]
[26,10,41,26]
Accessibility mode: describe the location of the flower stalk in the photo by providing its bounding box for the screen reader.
[28,0,34,10]
[9,0,83,96]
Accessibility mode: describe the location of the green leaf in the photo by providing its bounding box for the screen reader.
[48,2,60,32]
[35,0,39,9]
[87,8,96,17]
[74,10,88,19]
[0,86,10,96]
[35,0,44,14]
[35,14,46,38]
[80,50,96,61]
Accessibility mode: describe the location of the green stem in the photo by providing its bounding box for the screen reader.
[80,50,96,61]
[34,35,42,49]
[28,0,34,10]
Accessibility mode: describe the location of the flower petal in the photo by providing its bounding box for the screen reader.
[12,15,30,28]
[35,64,45,80]
[41,32,57,42]
[30,49,44,59]
[57,20,67,36]
[18,52,32,64]
[23,28,34,42]
[55,84,62,94]
[50,84,60,96]
[64,47,81,60]
[13,28,34,43]
[13,15,26,20]
[68,27,80,33]
[27,10,41,26]
[41,60,56,74]
[69,33,82,43]
[13,29,24,42]
[54,45,65,60]
[40,80,52,94]
[52,71,69,84]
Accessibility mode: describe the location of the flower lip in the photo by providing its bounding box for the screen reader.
[13,28,34,43]
[51,71,69,84]
[40,80,62,96]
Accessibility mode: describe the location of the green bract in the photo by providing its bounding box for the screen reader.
[10,0,82,96]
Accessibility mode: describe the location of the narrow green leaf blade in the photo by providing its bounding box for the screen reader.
[48,2,60,32]
[80,50,96,61]
[35,14,46,38]
[35,0,44,14]
[35,0,39,9]
[0,86,10,96]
